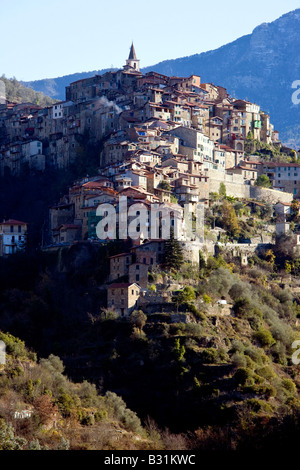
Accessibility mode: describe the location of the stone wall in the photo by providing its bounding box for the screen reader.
[215,242,273,257]
[205,168,293,203]
[205,169,251,199]
[250,186,293,204]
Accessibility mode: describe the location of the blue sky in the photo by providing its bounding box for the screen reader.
[0,0,299,81]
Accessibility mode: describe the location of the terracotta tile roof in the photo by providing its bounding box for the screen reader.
[109,253,131,259]
[108,283,140,289]
[1,219,27,225]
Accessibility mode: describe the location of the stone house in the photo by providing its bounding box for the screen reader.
[129,263,149,288]
[107,282,141,317]
[0,219,27,256]
[52,224,82,245]
[109,252,132,281]
[132,240,165,263]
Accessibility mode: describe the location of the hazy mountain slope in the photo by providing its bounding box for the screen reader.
[22,9,300,147]
[22,68,115,100]
[142,9,300,148]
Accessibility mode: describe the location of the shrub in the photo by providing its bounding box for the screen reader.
[234,368,254,386]
[245,399,272,413]
[231,352,247,369]
[281,378,297,394]
[203,294,211,304]
[80,413,95,426]
[275,289,293,304]
[271,342,288,365]
[184,323,203,338]
[233,297,252,318]
[270,322,293,347]
[33,394,59,425]
[0,419,27,450]
[244,346,267,366]
[57,392,74,418]
[130,310,147,331]
[200,348,220,364]
[256,366,276,381]
[229,283,247,301]
[207,268,234,296]
[94,409,108,422]
[105,391,143,434]
[254,328,276,348]
[0,332,35,361]
[173,286,196,305]
[230,340,245,354]
[257,384,277,398]
[76,381,98,407]
[187,303,206,321]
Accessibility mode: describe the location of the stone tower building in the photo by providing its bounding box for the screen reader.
[125,43,140,72]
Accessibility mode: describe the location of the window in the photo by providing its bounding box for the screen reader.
[112,290,115,295]
[10,226,14,233]
[136,265,139,270]
[18,226,21,233]
[136,275,139,282]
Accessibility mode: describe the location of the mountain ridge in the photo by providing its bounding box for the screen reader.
[21,8,300,148]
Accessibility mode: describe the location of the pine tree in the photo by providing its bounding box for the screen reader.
[163,228,184,270]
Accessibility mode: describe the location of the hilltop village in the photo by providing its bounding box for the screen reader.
[2,41,300,452]
[1,45,299,312]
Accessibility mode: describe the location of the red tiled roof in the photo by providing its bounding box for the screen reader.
[53,224,81,231]
[109,252,131,259]
[108,283,140,289]
[1,219,27,225]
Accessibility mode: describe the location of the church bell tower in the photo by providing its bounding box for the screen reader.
[125,43,140,72]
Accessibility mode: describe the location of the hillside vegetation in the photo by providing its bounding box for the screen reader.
[0,75,57,106]
[0,332,177,450]
[1,212,300,449]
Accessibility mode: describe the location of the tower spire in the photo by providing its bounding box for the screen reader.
[125,43,140,72]
[128,42,137,60]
